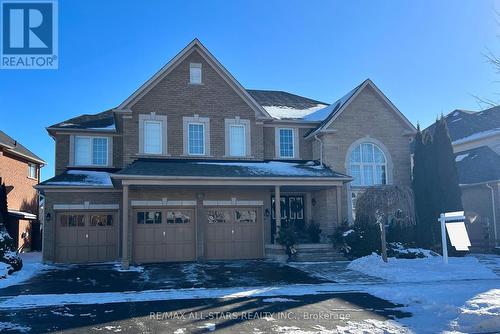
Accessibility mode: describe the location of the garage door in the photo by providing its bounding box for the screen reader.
[133,209,196,263]
[55,212,118,263]
[205,207,263,260]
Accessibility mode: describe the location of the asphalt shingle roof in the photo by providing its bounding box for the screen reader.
[48,109,116,130]
[246,90,327,110]
[455,146,500,185]
[0,130,44,163]
[115,159,350,179]
[425,106,500,143]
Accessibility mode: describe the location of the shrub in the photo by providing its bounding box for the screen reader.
[277,224,298,259]
[330,220,381,259]
[0,228,22,275]
[306,221,322,243]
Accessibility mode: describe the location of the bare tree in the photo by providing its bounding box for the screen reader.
[355,185,416,262]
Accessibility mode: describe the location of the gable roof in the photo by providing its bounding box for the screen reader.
[0,130,45,164]
[305,79,416,138]
[116,39,271,119]
[246,90,328,120]
[47,109,116,131]
[425,106,500,144]
[455,146,500,185]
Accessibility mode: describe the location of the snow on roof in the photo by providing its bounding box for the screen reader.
[452,128,500,145]
[43,170,113,187]
[196,161,328,177]
[262,104,327,120]
[303,83,361,122]
[455,153,469,162]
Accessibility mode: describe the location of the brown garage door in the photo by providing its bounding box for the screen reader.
[55,212,118,263]
[205,207,263,260]
[133,208,196,263]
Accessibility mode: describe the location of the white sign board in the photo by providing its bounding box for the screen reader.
[445,222,471,251]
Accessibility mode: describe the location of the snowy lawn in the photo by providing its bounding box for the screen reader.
[348,253,497,282]
[0,252,51,289]
[344,253,500,334]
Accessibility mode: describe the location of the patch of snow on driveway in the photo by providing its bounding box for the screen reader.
[0,252,51,289]
[262,297,299,303]
[0,321,30,332]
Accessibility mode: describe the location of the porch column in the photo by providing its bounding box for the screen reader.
[336,186,342,225]
[275,185,281,239]
[121,184,129,269]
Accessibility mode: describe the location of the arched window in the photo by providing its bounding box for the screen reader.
[348,142,387,186]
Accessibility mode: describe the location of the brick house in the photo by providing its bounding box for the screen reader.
[0,130,45,251]
[37,39,416,266]
[425,107,500,251]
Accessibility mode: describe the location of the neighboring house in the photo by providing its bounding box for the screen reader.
[0,130,45,251]
[426,107,500,251]
[36,39,416,266]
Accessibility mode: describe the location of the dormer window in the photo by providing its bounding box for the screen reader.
[189,63,202,84]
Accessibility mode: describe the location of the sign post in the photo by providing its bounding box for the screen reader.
[439,213,448,264]
[438,211,467,264]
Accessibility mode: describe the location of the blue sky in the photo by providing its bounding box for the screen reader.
[1,0,499,180]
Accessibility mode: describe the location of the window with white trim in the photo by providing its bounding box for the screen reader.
[188,123,205,155]
[348,142,387,186]
[279,128,294,158]
[229,124,246,157]
[189,63,202,84]
[143,120,162,154]
[74,136,108,166]
[28,163,37,179]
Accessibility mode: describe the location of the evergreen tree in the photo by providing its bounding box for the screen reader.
[433,117,463,212]
[413,125,438,247]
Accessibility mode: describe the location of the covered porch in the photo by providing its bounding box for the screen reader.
[112,159,351,268]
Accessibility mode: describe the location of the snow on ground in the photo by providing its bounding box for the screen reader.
[0,261,11,279]
[262,297,299,303]
[112,263,144,273]
[0,321,30,332]
[347,253,497,282]
[0,252,51,289]
[449,289,500,334]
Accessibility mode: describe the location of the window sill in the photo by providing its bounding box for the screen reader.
[67,165,113,169]
[223,155,255,159]
[180,154,213,158]
[27,176,38,181]
[135,153,171,158]
[188,82,204,86]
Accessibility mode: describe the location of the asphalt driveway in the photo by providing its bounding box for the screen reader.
[0,292,410,333]
[0,260,328,297]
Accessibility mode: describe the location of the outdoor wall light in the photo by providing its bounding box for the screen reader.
[45,212,51,222]
[311,198,316,207]
[265,209,270,217]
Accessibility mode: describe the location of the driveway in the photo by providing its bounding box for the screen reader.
[0,260,327,296]
[0,259,412,333]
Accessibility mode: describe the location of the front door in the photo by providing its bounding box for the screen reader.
[271,195,305,243]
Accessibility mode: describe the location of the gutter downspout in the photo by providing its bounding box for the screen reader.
[314,134,323,166]
[486,183,498,247]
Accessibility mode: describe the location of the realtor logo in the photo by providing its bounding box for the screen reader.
[1,0,58,69]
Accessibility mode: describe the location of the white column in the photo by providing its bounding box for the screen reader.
[121,185,129,269]
[336,186,342,225]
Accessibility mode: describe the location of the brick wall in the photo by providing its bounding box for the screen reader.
[122,50,265,165]
[313,85,413,225]
[0,150,39,210]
